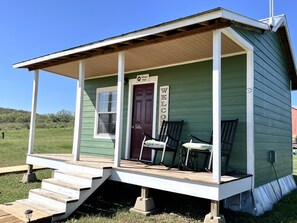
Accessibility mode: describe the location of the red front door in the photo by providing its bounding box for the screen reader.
[130,83,154,160]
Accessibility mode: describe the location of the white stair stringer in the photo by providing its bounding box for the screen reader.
[53,167,111,222]
[17,164,111,223]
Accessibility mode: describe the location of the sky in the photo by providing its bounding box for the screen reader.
[0,0,296,114]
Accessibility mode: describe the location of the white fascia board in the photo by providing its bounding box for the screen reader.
[13,8,268,69]
[271,15,286,32]
[13,10,222,69]
[280,17,297,73]
[221,9,269,30]
[110,170,221,200]
[260,14,285,31]
[261,14,297,76]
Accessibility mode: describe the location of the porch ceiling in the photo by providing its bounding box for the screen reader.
[42,31,245,79]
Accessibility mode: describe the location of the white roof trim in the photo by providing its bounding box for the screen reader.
[261,15,297,75]
[13,8,269,69]
[280,17,296,75]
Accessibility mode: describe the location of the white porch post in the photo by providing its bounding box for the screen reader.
[22,69,39,183]
[114,52,125,167]
[72,60,85,161]
[28,70,39,155]
[221,27,255,187]
[212,30,222,183]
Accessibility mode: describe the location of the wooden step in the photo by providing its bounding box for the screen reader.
[65,163,107,176]
[0,202,52,223]
[30,188,78,203]
[42,178,91,198]
[16,199,64,216]
[55,170,102,179]
[43,178,91,191]
[29,188,78,211]
[54,170,102,186]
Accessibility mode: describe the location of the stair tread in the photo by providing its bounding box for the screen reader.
[16,199,64,216]
[0,201,52,222]
[30,188,78,203]
[43,178,91,190]
[55,170,102,179]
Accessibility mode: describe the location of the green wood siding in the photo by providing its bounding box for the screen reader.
[80,55,247,172]
[236,28,292,187]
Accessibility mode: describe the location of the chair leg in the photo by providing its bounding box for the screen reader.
[139,136,146,160]
[223,156,230,174]
[207,151,213,171]
[185,148,191,167]
[152,150,157,164]
[171,151,177,167]
[160,146,166,163]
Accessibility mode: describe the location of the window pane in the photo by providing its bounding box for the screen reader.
[97,113,116,134]
[98,91,117,112]
[111,92,117,112]
[98,92,109,112]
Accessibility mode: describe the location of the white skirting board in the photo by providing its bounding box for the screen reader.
[224,174,296,216]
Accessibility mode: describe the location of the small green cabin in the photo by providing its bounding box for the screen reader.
[14,8,297,219]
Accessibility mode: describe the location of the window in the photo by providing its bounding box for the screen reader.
[94,86,117,138]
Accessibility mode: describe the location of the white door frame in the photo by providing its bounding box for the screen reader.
[125,76,158,159]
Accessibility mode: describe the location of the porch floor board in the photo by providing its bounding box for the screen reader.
[29,153,249,185]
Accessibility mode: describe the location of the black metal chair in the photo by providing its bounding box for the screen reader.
[182,119,238,173]
[139,120,184,167]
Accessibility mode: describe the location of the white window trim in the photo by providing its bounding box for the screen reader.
[125,75,158,159]
[94,86,117,139]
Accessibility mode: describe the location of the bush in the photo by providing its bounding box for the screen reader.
[0,108,74,130]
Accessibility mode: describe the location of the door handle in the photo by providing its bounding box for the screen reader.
[132,124,142,129]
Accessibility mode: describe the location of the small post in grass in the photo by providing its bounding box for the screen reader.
[21,164,37,183]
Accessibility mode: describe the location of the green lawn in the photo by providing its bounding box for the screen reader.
[0,128,296,223]
[0,128,73,167]
[0,170,52,204]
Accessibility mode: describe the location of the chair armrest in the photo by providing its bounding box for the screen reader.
[189,134,211,144]
[142,132,158,141]
[167,134,179,143]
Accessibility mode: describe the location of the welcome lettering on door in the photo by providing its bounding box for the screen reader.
[159,86,169,130]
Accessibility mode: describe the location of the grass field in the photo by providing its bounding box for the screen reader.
[0,128,296,223]
[0,128,73,167]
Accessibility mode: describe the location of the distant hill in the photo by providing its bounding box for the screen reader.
[0,107,74,130]
[0,107,30,114]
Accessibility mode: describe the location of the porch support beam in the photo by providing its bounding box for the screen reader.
[212,29,222,183]
[114,52,125,167]
[130,187,156,216]
[28,70,39,155]
[22,69,39,183]
[72,60,85,161]
[204,200,226,223]
[221,27,255,187]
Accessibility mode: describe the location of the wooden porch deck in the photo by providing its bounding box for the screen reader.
[27,153,251,187]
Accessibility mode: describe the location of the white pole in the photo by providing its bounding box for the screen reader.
[114,52,125,167]
[269,0,275,27]
[28,70,39,155]
[212,30,222,183]
[72,60,85,161]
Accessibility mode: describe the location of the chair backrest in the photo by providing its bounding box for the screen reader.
[221,119,239,155]
[158,120,184,149]
[220,119,238,173]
